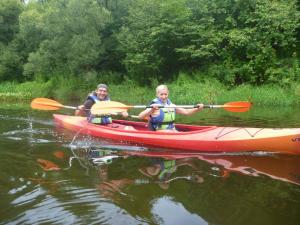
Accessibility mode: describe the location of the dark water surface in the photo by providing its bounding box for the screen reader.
[1,103,300,225]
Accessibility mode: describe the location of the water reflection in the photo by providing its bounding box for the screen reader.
[152,197,208,225]
[1,106,300,224]
[122,150,300,186]
[67,147,211,224]
[71,145,300,207]
[86,149,205,196]
[67,146,300,224]
[200,154,300,186]
[137,158,204,189]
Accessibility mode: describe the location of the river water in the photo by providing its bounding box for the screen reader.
[1,103,300,225]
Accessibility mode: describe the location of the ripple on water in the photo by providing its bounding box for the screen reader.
[1,127,59,144]
[7,184,143,225]
[10,186,46,205]
[0,114,54,126]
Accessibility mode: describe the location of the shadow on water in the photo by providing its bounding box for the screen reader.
[1,105,300,224]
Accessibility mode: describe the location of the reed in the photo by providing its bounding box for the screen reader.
[0,82,32,101]
[0,77,299,106]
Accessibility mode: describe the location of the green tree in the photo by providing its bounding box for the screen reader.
[119,0,300,86]
[21,0,111,80]
[95,0,132,73]
[0,0,23,81]
[0,43,22,81]
[0,0,23,44]
[206,0,298,85]
[118,0,192,84]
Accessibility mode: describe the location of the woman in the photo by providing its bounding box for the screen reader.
[138,84,203,131]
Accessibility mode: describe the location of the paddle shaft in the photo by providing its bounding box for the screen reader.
[39,102,78,109]
[128,104,233,109]
[109,112,139,119]
[45,103,77,110]
[91,100,251,114]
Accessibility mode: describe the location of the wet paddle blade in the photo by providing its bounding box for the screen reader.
[37,159,61,171]
[31,98,64,110]
[223,101,252,112]
[91,101,129,115]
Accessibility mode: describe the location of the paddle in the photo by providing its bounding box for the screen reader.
[31,98,77,110]
[91,100,252,115]
[30,97,141,118]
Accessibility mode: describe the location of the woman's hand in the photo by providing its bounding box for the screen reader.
[196,103,204,110]
[121,111,129,118]
[150,104,161,110]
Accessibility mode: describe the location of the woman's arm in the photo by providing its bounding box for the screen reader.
[138,108,154,120]
[138,104,160,120]
[176,104,204,115]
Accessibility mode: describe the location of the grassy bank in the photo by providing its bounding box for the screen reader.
[0,76,299,106]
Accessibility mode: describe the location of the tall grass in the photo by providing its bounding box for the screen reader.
[0,74,299,106]
[0,81,52,101]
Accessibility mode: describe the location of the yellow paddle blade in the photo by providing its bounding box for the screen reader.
[223,101,252,112]
[31,98,64,110]
[91,101,129,115]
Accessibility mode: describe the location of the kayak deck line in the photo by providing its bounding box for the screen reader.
[215,127,265,139]
[94,121,294,140]
[53,114,300,154]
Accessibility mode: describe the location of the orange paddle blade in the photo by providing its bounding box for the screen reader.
[223,101,252,112]
[31,98,64,110]
[37,159,61,171]
[54,150,65,159]
[91,101,129,115]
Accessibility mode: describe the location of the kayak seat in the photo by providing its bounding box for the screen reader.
[108,123,137,131]
[124,126,136,131]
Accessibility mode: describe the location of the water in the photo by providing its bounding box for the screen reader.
[1,103,300,225]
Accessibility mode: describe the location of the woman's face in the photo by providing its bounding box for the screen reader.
[96,88,108,100]
[157,88,169,103]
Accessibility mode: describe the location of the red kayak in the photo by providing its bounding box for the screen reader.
[53,114,300,154]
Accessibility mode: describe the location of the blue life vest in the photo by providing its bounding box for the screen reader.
[87,93,112,125]
[149,98,176,131]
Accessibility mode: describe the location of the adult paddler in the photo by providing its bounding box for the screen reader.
[75,83,128,124]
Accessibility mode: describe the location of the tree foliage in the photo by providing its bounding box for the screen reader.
[119,0,300,85]
[21,0,111,79]
[0,0,23,81]
[0,0,299,86]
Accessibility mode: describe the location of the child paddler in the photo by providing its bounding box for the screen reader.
[138,84,203,131]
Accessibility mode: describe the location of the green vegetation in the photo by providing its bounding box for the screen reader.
[0,0,299,105]
[0,75,299,106]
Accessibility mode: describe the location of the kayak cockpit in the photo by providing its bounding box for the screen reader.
[111,119,215,133]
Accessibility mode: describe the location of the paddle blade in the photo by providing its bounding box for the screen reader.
[31,98,64,110]
[91,101,129,115]
[223,101,252,112]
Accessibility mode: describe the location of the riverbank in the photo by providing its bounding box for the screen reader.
[0,77,299,106]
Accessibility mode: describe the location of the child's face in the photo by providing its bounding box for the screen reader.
[157,89,169,102]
